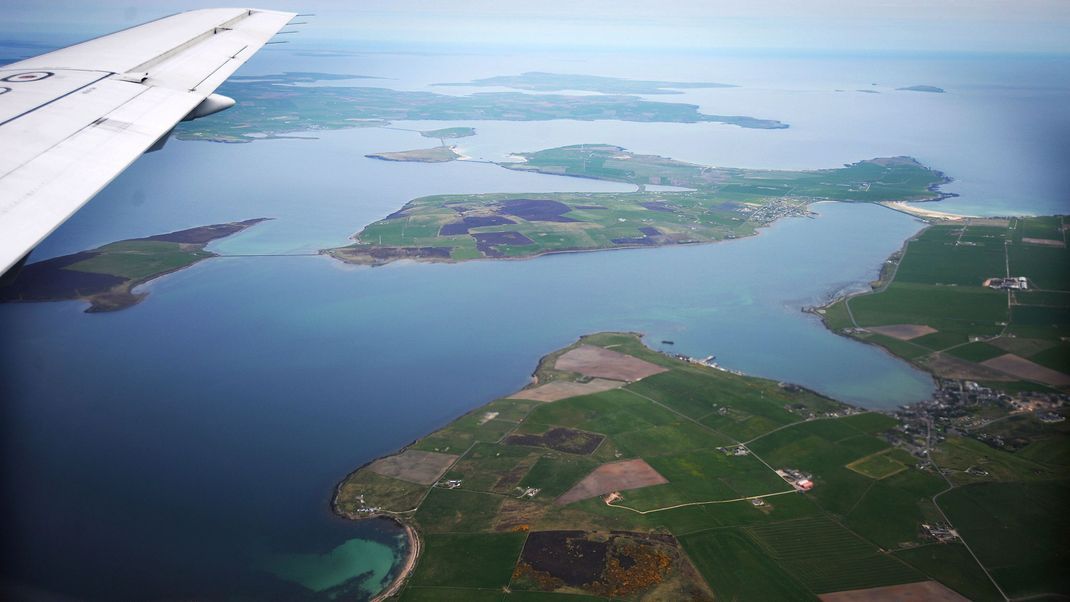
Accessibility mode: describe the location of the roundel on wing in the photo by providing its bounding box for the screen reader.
[2,71,55,83]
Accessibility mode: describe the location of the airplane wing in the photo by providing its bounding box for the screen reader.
[0,8,296,274]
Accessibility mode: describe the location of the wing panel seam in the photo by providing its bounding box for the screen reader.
[0,72,114,128]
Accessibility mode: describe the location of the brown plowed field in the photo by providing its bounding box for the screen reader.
[819,580,967,601]
[554,345,668,382]
[367,449,459,485]
[866,324,937,341]
[509,378,624,402]
[557,459,668,505]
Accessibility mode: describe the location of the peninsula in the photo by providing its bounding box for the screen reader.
[0,219,268,312]
[365,146,461,163]
[897,85,946,93]
[174,72,787,144]
[333,332,1055,601]
[818,215,1069,391]
[324,144,949,266]
[435,72,736,94]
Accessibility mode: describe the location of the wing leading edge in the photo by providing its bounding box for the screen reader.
[0,8,296,274]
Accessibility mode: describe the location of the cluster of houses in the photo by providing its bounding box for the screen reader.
[777,468,814,491]
[983,276,1029,290]
[717,445,750,457]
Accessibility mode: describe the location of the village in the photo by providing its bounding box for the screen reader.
[887,378,1067,457]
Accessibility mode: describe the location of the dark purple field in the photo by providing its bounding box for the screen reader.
[0,252,126,301]
[438,215,516,235]
[640,201,675,212]
[499,198,578,222]
[473,231,535,256]
[143,218,269,244]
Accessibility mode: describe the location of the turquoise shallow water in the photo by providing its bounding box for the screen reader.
[1,47,1066,599]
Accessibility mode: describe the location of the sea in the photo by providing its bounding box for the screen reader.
[1,41,1068,599]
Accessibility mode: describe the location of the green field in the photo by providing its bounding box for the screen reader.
[325,144,947,265]
[745,517,924,592]
[411,533,528,588]
[680,528,814,600]
[939,480,1070,597]
[894,544,1005,601]
[846,450,909,479]
[824,216,1070,390]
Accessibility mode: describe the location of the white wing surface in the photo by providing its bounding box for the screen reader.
[0,8,296,273]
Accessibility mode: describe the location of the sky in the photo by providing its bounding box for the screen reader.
[1,0,1069,54]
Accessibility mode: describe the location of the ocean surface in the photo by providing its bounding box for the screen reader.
[1,44,1068,600]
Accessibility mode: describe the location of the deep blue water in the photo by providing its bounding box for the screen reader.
[1,46,1067,599]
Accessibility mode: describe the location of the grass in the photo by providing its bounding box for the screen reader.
[946,341,1007,363]
[620,450,790,511]
[415,488,505,533]
[746,517,925,592]
[846,451,908,479]
[679,528,815,601]
[748,420,892,516]
[939,480,1070,598]
[67,240,210,280]
[410,532,528,588]
[894,544,1005,602]
[334,470,427,514]
[932,436,1061,484]
[518,455,598,499]
[844,467,945,549]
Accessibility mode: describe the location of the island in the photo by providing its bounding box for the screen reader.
[435,72,736,94]
[174,72,787,143]
[419,126,476,140]
[0,219,268,312]
[333,331,1060,601]
[897,85,946,93]
[324,144,949,266]
[365,146,461,163]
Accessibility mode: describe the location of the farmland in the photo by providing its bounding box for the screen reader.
[331,332,1021,600]
[326,144,948,266]
[821,216,1070,390]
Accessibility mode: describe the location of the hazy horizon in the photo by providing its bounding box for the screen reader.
[1,1,1069,56]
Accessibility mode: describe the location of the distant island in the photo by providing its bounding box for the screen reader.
[435,71,736,94]
[333,331,1057,601]
[324,144,949,266]
[420,126,475,139]
[366,146,461,163]
[174,72,787,143]
[897,85,946,93]
[0,219,267,312]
